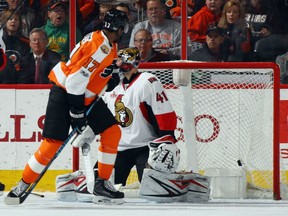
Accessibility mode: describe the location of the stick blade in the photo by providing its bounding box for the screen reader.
[4,192,29,205]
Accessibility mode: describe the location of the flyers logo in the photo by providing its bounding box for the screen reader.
[100,45,109,54]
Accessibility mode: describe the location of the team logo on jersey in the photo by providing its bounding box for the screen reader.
[100,45,109,54]
[115,100,133,127]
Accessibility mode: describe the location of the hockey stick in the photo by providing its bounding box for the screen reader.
[4,97,99,205]
[81,142,94,193]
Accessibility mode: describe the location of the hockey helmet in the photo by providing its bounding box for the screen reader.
[103,8,129,33]
[118,47,141,73]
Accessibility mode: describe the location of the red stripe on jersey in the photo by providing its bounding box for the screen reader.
[139,102,150,123]
[155,111,177,131]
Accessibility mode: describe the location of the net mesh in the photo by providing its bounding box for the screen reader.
[138,65,286,198]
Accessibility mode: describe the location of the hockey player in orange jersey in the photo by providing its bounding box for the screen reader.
[6,8,129,204]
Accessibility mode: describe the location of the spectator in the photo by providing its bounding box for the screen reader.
[77,0,98,33]
[169,0,196,20]
[42,1,82,62]
[83,3,114,35]
[276,51,288,84]
[129,0,181,57]
[0,0,7,12]
[17,28,61,84]
[188,25,227,62]
[218,0,252,62]
[0,27,17,84]
[188,0,224,43]
[102,47,178,186]
[78,0,96,23]
[0,0,36,38]
[273,0,288,35]
[134,29,178,62]
[0,27,10,83]
[129,0,148,25]
[0,27,6,69]
[0,9,30,72]
[115,3,133,49]
[31,1,52,28]
[0,57,17,83]
[245,0,288,61]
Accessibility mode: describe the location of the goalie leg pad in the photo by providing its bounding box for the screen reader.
[187,173,210,203]
[139,168,190,203]
[56,170,84,202]
[75,174,94,202]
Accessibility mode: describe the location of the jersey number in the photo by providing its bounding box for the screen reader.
[156,91,168,103]
[83,57,100,73]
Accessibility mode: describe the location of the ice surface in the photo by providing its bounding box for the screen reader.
[1,193,288,216]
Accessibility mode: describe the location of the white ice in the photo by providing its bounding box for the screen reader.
[1,193,288,216]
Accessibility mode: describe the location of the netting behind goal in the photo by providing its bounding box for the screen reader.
[75,61,287,200]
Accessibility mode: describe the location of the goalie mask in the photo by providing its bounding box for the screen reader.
[118,47,141,73]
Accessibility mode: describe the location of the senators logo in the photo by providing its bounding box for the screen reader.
[114,100,133,127]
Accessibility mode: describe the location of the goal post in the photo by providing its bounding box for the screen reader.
[74,61,286,200]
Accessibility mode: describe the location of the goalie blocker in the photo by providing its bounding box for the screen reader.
[139,168,210,203]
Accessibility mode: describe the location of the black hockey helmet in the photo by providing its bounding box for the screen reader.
[118,47,141,73]
[103,8,129,33]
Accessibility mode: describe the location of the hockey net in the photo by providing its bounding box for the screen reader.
[76,61,287,200]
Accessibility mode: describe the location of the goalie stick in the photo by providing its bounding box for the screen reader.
[81,142,94,193]
[4,97,100,205]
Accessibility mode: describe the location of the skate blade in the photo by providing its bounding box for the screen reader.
[92,196,124,205]
[4,196,21,205]
[0,191,3,196]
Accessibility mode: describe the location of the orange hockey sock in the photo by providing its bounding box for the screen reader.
[22,138,63,183]
[98,124,121,180]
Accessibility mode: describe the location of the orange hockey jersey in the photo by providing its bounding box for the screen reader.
[49,30,118,105]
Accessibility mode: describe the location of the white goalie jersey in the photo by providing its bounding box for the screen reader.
[102,72,177,151]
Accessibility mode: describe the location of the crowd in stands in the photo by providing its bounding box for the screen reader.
[0,0,288,84]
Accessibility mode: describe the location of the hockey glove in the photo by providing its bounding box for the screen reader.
[106,73,120,92]
[70,107,87,134]
[148,135,180,173]
[70,125,95,148]
[102,59,119,78]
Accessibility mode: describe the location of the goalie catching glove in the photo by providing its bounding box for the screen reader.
[148,135,180,173]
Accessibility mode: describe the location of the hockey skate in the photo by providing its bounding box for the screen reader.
[5,179,30,204]
[0,181,5,196]
[92,178,124,205]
